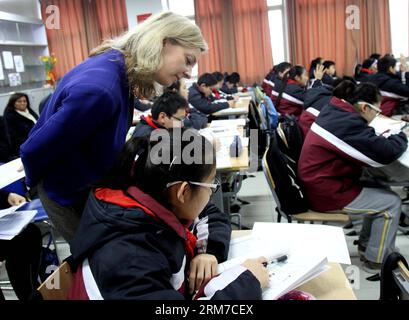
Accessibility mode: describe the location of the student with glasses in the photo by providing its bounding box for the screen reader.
[68,128,268,299]
[132,93,231,296]
[298,83,407,273]
[132,92,187,138]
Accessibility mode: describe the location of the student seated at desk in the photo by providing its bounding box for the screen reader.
[298,78,356,137]
[321,61,337,87]
[68,128,268,300]
[274,65,324,120]
[132,92,233,280]
[132,92,186,138]
[212,72,235,101]
[188,73,234,127]
[221,72,241,94]
[262,62,292,98]
[0,189,42,300]
[298,83,407,273]
[355,58,378,83]
[368,55,409,116]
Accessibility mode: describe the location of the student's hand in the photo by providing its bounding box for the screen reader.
[228,100,236,108]
[242,257,269,289]
[7,193,26,206]
[17,164,24,172]
[400,54,408,73]
[314,64,325,80]
[188,254,218,294]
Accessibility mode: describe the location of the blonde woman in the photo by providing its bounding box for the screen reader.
[20,12,208,242]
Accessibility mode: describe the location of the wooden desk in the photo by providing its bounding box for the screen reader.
[231,230,357,300]
[212,97,250,118]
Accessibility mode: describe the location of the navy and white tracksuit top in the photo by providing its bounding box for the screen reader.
[68,187,262,300]
[298,97,408,212]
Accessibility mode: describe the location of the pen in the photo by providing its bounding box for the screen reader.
[262,254,288,267]
[380,129,390,136]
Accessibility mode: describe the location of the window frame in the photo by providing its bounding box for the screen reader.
[267,0,290,63]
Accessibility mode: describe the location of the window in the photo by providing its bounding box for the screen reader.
[165,0,198,78]
[267,0,289,65]
[389,0,409,57]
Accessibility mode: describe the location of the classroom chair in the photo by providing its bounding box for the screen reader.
[261,135,350,225]
[380,252,409,300]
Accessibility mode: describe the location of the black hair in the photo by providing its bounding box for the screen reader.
[333,79,357,100]
[212,72,224,82]
[198,73,218,87]
[369,53,381,60]
[151,92,188,120]
[349,83,382,106]
[309,57,323,75]
[229,72,240,84]
[378,56,397,73]
[276,65,306,109]
[96,127,216,205]
[274,62,292,76]
[362,58,377,69]
[4,92,31,113]
[323,60,336,70]
[354,64,362,78]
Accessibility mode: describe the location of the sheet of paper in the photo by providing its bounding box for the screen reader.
[0,58,4,80]
[252,222,351,265]
[0,203,26,219]
[13,55,24,72]
[215,107,247,115]
[369,115,406,137]
[2,51,14,69]
[8,73,22,86]
[0,158,25,189]
[0,210,37,240]
[210,119,246,127]
[262,254,328,300]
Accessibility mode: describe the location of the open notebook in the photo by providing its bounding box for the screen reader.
[0,205,37,240]
[219,234,328,300]
[369,115,407,138]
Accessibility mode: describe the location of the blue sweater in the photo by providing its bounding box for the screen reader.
[21,50,133,206]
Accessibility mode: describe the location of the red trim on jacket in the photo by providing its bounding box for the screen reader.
[287,79,299,85]
[212,89,221,100]
[141,115,160,130]
[360,68,374,75]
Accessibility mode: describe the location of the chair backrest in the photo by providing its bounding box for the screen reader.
[381,252,409,300]
[276,114,304,163]
[38,261,73,300]
[262,133,309,218]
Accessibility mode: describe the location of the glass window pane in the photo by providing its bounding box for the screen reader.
[267,0,283,7]
[268,10,286,65]
[168,0,195,17]
[389,0,409,57]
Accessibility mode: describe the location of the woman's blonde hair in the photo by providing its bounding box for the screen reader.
[90,12,208,98]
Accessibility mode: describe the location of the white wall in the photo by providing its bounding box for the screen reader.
[125,0,164,30]
[0,0,41,19]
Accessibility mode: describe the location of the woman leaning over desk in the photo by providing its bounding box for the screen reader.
[20,12,208,242]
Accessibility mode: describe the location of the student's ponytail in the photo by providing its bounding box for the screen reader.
[95,136,150,190]
[275,71,289,110]
[332,80,357,101]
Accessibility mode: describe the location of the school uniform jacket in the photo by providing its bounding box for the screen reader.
[3,108,38,156]
[211,89,234,101]
[68,187,261,300]
[262,74,283,98]
[220,83,238,95]
[272,80,322,120]
[298,97,408,212]
[368,72,409,116]
[355,69,374,83]
[188,83,230,115]
[298,86,332,137]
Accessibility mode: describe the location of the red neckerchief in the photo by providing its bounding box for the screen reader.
[212,89,221,99]
[94,188,197,262]
[141,115,160,130]
[360,68,374,75]
[287,79,299,85]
